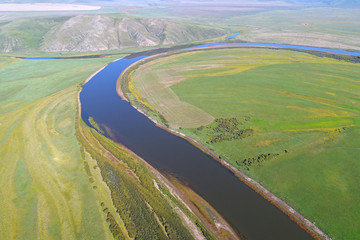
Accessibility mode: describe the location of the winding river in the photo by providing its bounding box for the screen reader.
[79,43,359,240]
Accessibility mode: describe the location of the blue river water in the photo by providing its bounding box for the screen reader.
[25,57,58,60]
[186,42,360,56]
[226,32,240,39]
[24,42,360,60]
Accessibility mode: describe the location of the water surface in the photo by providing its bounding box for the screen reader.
[226,32,240,39]
[25,57,58,60]
[187,42,360,56]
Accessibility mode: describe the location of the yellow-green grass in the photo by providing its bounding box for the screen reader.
[0,56,121,239]
[130,48,360,239]
[132,53,215,129]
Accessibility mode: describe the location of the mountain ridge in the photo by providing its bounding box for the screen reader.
[0,15,227,53]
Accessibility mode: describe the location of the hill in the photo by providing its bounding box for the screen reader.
[0,15,226,53]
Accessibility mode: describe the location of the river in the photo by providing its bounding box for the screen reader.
[79,43,359,239]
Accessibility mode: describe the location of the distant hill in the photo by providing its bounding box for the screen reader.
[0,15,227,52]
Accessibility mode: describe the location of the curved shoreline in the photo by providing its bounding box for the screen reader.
[116,44,334,240]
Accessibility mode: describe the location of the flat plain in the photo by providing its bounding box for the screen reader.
[131,47,360,240]
[0,56,120,239]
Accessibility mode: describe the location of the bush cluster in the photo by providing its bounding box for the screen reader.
[236,150,289,170]
[209,128,254,143]
[197,117,253,144]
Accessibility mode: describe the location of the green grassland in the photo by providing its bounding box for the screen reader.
[130,47,360,239]
[131,53,215,128]
[0,56,124,239]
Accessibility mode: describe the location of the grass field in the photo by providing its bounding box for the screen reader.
[0,56,122,239]
[130,47,360,240]
[132,53,216,128]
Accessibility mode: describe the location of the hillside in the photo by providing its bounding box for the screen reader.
[0,15,227,53]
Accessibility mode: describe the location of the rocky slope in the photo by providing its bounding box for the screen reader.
[0,15,227,52]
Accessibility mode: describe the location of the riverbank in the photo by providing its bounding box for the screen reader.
[117,45,334,240]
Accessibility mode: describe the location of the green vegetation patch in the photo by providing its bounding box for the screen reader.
[0,56,119,113]
[0,56,120,239]
[194,117,253,144]
[1,17,68,51]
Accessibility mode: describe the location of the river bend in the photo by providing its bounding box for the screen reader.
[80,43,359,239]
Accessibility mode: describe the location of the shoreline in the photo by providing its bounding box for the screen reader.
[116,45,332,240]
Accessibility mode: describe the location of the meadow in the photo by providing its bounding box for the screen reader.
[0,56,126,239]
[130,47,360,239]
